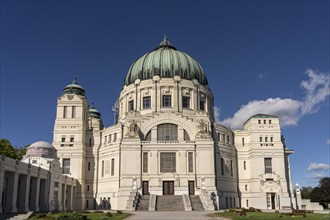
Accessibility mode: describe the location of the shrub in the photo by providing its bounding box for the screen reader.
[106,212,113,217]
[117,210,123,214]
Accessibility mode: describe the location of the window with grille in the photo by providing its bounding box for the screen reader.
[157,124,178,141]
[128,100,134,111]
[62,159,70,174]
[230,160,233,176]
[162,95,171,107]
[145,131,151,141]
[160,152,176,172]
[101,160,104,177]
[188,152,193,173]
[264,158,272,173]
[143,152,148,173]
[182,96,190,108]
[143,96,151,109]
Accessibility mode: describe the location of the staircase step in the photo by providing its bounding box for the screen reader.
[190,195,205,211]
[156,195,184,211]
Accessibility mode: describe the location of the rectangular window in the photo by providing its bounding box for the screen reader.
[70,137,74,142]
[188,152,193,173]
[182,96,190,108]
[260,136,263,142]
[245,184,248,191]
[265,137,268,142]
[264,120,266,124]
[113,133,117,142]
[89,138,92,147]
[230,197,232,208]
[143,96,151,109]
[258,120,261,124]
[233,197,236,208]
[226,135,230,144]
[104,136,107,144]
[128,100,134,111]
[264,158,272,173]
[72,106,76,118]
[101,160,104,177]
[199,99,205,111]
[143,152,148,173]
[87,185,89,192]
[269,120,272,124]
[225,197,228,208]
[109,134,112,142]
[242,138,245,146]
[230,160,233,176]
[244,161,246,170]
[86,200,89,209]
[162,95,172,108]
[111,159,115,176]
[221,158,225,175]
[270,137,273,142]
[62,159,70,174]
[61,136,66,142]
[246,199,249,207]
[63,106,67,118]
[88,162,90,171]
[221,134,225,142]
[160,152,176,173]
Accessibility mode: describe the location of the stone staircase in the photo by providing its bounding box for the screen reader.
[190,195,205,211]
[156,195,184,211]
[0,212,33,220]
[136,195,150,211]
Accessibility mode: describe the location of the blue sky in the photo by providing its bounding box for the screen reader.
[1,0,329,187]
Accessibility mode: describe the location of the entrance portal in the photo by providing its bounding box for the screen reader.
[163,181,174,195]
[142,181,149,195]
[266,193,276,209]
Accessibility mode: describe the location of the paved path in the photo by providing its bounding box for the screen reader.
[126,211,225,220]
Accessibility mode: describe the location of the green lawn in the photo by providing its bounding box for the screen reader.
[30,211,131,220]
[213,211,329,220]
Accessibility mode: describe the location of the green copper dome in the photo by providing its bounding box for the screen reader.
[124,36,208,86]
[63,76,86,96]
[89,103,101,119]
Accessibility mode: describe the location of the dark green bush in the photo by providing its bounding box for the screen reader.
[117,210,123,214]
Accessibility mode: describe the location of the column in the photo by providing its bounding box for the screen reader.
[35,177,40,212]
[63,184,67,211]
[11,173,19,213]
[24,175,31,212]
[70,184,74,210]
[0,169,4,213]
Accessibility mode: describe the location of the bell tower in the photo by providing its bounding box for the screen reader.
[52,76,89,210]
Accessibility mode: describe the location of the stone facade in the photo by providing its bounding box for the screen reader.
[51,38,298,211]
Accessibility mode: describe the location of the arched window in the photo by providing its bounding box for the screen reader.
[184,129,190,141]
[157,123,178,141]
[145,130,151,141]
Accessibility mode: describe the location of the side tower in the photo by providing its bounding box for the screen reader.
[234,114,294,210]
[52,77,90,210]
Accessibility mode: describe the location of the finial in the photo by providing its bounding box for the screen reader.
[91,102,94,108]
[159,33,171,46]
[72,75,77,84]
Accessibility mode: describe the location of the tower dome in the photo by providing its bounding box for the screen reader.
[26,141,57,159]
[89,103,101,119]
[124,35,208,86]
[63,76,86,96]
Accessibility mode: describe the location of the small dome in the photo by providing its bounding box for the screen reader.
[63,76,85,96]
[89,103,101,119]
[26,141,57,158]
[124,35,208,86]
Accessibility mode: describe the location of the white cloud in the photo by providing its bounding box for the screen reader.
[327,139,330,145]
[309,173,328,180]
[219,70,330,129]
[307,163,330,171]
[214,106,221,123]
[258,73,265,80]
[221,98,301,129]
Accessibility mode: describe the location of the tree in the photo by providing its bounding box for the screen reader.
[0,139,18,159]
[310,177,330,208]
[301,186,313,199]
[0,139,29,160]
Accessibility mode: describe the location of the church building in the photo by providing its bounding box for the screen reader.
[52,36,295,211]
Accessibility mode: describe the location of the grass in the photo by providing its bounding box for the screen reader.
[213,211,329,220]
[30,211,131,220]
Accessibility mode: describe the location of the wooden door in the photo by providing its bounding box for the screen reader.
[163,181,174,195]
[142,181,149,195]
[188,181,195,195]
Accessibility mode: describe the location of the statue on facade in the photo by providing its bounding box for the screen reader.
[126,120,139,138]
[132,176,137,190]
[196,119,210,139]
[201,176,206,189]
